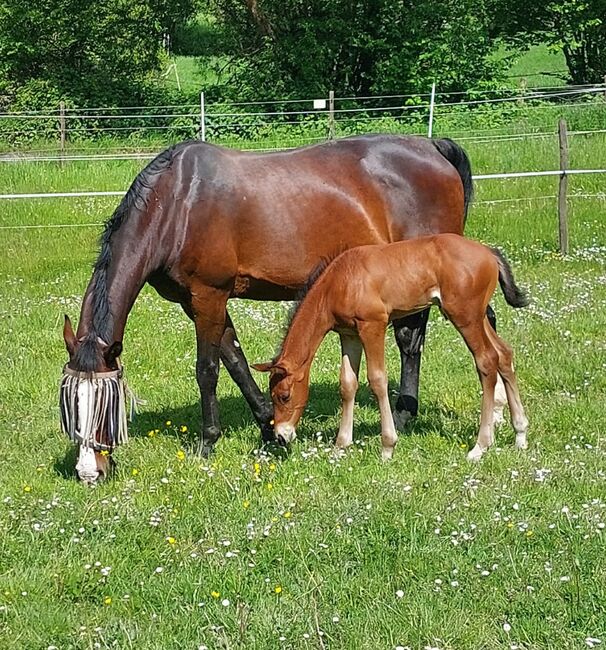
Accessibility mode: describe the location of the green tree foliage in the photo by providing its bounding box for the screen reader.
[490,0,606,84]
[207,0,504,100]
[0,0,197,109]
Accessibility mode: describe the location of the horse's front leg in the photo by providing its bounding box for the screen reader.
[191,287,229,457]
[220,311,274,442]
[335,334,363,449]
[392,308,430,430]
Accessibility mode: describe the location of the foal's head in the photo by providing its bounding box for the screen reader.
[252,359,311,445]
[61,315,126,484]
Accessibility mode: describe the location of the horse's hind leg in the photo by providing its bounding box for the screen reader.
[220,312,273,442]
[392,308,430,429]
[335,334,363,449]
[190,286,229,457]
[485,322,529,450]
[486,304,507,426]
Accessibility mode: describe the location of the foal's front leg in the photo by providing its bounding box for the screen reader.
[358,320,398,461]
[335,334,363,449]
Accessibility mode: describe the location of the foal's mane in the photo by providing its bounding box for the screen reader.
[73,144,181,371]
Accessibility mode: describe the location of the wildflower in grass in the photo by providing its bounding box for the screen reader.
[23,485,32,493]
[103,596,112,606]
[284,511,291,519]
[526,530,534,537]
[100,450,109,457]
[211,590,220,599]
[166,420,172,426]
[147,430,156,438]
[154,567,163,574]
[586,637,602,648]
[221,598,230,607]
[166,537,176,545]
[243,500,250,509]
[176,450,186,461]
[274,585,282,594]
[269,463,276,471]
[503,622,511,633]
[180,425,188,433]
[267,483,273,490]
[396,590,404,598]
[132,469,139,476]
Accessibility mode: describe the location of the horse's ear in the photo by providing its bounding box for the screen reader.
[251,361,274,373]
[104,341,123,365]
[63,315,77,356]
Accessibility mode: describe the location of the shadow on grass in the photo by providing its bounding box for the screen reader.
[52,378,474,477]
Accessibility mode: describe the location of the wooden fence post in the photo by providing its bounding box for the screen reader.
[328,90,335,140]
[558,118,569,255]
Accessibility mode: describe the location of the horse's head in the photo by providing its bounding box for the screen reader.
[252,359,311,446]
[61,315,127,484]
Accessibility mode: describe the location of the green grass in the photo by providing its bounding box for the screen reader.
[501,44,568,88]
[1,137,606,649]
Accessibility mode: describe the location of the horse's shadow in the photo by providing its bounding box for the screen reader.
[54,378,471,477]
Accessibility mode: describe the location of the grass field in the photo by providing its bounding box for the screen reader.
[1,130,606,650]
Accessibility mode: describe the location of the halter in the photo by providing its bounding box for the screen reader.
[59,363,134,451]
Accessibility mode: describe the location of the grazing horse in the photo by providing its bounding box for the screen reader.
[253,234,529,461]
[60,133,474,483]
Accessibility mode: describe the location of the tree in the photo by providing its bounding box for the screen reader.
[207,0,503,100]
[490,0,606,84]
[0,0,197,108]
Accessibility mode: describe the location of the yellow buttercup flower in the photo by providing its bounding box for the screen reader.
[180,425,188,433]
[243,500,250,509]
[167,536,176,545]
[100,450,109,457]
[274,585,282,594]
[211,590,220,598]
[23,485,32,493]
[104,596,112,606]
[176,450,186,461]
[131,468,139,476]
[165,420,172,426]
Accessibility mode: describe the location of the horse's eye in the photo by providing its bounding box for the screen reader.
[277,392,291,405]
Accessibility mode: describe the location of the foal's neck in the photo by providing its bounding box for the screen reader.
[281,288,335,372]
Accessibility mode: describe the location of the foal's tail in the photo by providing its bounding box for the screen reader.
[490,248,529,308]
[433,138,474,224]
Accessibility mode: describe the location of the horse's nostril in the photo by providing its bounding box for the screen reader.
[277,434,287,446]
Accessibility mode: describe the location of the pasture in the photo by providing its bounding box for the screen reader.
[1,138,605,649]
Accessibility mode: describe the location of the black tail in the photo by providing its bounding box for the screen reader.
[433,137,474,225]
[491,248,529,308]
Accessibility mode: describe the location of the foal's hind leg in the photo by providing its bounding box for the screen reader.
[335,334,363,449]
[486,304,507,426]
[220,312,274,442]
[392,308,430,429]
[453,319,499,461]
[358,320,398,461]
[486,323,529,450]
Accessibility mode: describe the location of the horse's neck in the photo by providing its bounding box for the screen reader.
[282,290,335,371]
[77,221,155,343]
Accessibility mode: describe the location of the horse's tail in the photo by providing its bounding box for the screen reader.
[433,138,474,225]
[490,248,529,308]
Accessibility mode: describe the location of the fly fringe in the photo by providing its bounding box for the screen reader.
[59,366,141,451]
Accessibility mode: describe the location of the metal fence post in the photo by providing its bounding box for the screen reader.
[428,82,436,138]
[59,101,66,164]
[200,91,206,141]
[558,118,569,255]
[328,90,335,140]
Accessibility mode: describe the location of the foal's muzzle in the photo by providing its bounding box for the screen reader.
[275,423,297,446]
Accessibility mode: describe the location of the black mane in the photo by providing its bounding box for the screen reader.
[73,144,180,371]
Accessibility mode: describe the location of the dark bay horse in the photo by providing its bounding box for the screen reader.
[61,133,473,482]
[254,234,529,461]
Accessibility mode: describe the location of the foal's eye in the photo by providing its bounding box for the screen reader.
[277,392,291,405]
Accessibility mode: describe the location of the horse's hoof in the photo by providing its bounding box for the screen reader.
[198,443,215,459]
[515,434,528,450]
[466,444,485,462]
[392,409,412,431]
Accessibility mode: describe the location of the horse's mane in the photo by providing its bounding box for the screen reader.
[73,144,181,371]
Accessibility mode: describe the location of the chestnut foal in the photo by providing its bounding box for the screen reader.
[253,234,529,461]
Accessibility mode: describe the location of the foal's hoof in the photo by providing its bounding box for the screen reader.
[381,447,395,462]
[466,444,487,462]
[515,434,528,450]
[392,409,413,431]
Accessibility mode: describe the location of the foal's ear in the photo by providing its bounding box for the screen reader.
[104,341,123,366]
[63,314,77,356]
[251,361,274,373]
